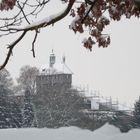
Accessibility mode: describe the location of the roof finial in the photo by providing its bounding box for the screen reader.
[49,49,55,67]
[62,55,66,64]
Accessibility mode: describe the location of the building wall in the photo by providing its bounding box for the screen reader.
[36,73,72,95]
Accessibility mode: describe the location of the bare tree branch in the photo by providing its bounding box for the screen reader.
[0,0,76,70]
[0,31,27,70]
[81,0,97,24]
[8,0,76,31]
[17,0,30,24]
[31,30,39,58]
[0,0,139,70]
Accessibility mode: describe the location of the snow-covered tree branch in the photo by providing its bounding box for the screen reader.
[0,0,140,69]
[0,0,75,70]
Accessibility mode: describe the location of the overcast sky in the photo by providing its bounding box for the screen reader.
[1,1,140,106]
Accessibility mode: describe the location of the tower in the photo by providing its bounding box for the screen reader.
[36,51,72,95]
[62,55,65,64]
[49,49,55,68]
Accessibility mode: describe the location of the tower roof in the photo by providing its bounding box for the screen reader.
[40,63,73,75]
[40,53,73,75]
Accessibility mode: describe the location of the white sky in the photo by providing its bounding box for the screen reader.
[1,1,140,106]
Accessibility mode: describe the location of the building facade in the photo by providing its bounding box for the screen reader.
[36,50,72,94]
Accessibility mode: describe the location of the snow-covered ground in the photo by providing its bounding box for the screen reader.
[0,123,139,140]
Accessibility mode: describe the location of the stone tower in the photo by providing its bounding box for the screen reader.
[36,51,72,94]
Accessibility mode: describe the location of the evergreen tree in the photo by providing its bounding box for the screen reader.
[0,85,10,128]
[22,89,35,127]
[133,97,140,128]
[0,68,22,128]
[8,101,22,128]
[109,111,132,132]
[0,85,22,128]
[34,88,84,128]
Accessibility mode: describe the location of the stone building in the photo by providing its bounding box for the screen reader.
[36,50,73,94]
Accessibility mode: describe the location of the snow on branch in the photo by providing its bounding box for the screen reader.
[0,0,76,70]
[0,0,140,70]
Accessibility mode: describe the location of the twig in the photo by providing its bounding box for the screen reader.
[31,30,39,57]
[0,31,27,70]
[17,1,30,24]
[0,0,76,69]
[81,0,97,23]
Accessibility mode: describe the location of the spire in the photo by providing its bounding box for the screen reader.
[62,55,66,64]
[49,49,55,68]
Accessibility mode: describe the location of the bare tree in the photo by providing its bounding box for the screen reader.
[0,0,140,69]
[0,68,14,91]
[16,65,39,95]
